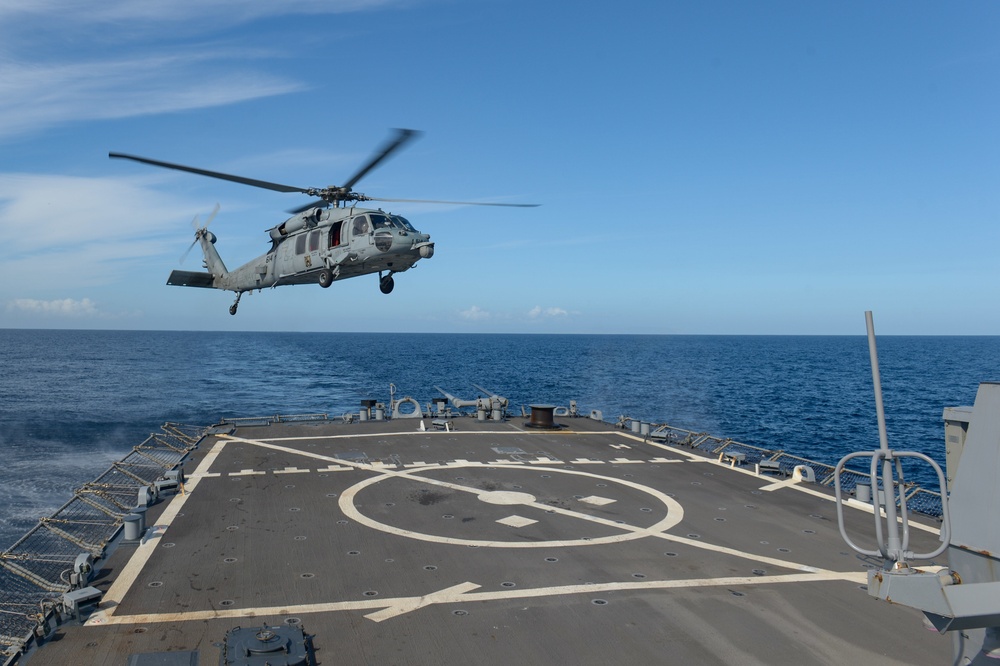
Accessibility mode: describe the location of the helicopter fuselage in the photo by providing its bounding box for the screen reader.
[168,206,433,300]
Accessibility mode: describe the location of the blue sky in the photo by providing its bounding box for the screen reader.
[1,1,997,334]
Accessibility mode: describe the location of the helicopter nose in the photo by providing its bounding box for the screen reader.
[419,243,434,259]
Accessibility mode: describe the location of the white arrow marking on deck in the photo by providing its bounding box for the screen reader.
[363,581,481,622]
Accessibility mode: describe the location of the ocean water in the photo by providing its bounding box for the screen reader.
[1,330,997,550]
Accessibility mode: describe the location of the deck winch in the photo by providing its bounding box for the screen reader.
[524,404,564,429]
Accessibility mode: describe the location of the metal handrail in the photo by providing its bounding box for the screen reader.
[833,312,952,565]
[834,449,951,561]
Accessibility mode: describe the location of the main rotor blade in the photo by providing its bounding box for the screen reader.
[109,152,309,194]
[287,195,539,215]
[369,197,539,208]
[341,128,421,192]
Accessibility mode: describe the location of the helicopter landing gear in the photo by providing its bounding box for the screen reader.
[318,268,333,288]
[229,292,242,316]
[379,272,395,295]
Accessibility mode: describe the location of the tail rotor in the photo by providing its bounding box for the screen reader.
[179,204,220,264]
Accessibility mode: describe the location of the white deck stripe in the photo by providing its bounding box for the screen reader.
[95,570,866,626]
[89,439,229,624]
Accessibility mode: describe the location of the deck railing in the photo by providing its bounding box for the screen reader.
[0,424,205,661]
[647,423,944,519]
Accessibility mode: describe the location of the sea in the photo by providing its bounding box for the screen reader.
[1,330,997,551]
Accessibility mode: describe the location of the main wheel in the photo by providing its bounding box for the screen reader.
[379,275,395,294]
[318,269,333,288]
[229,304,238,316]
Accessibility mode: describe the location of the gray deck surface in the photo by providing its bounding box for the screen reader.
[24,416,950,665]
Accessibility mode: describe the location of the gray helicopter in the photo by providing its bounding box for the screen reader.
[110,129,535,315]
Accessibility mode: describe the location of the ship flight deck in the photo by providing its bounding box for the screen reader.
[22,414,948,665]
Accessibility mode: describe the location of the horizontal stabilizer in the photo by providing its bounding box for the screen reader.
[167,270,216,288]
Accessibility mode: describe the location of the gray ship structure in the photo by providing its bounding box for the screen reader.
[2,373,998,664]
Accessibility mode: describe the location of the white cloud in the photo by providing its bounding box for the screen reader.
[0,0,408,25]
[527,305,569,318]
[459,305,575,323]
[0,1,420,141]
[8,297,98,316]
[0,173,193,253]
[459,305,490,321]
[0,172,208,291]
[0,1,423,141]
[0,51,306,140]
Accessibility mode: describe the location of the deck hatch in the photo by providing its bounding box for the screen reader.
[334,451,369,463]
[492,446,527,455]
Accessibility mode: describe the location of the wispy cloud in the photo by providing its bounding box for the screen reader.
[458,304,576,324]
[0,1,414,140]
[0,173,193,254]
[527,305,569,318]
[0,0,409,25]
[7,297,98,316]
[459,305,491,321]
[0,51,306,140]
[0,172,203,290]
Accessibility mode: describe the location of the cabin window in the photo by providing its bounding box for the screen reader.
[391,215,416,232]
[308,230,321,252]
[295,233,307,255]
[351,215,369,236]
[329,221,343,248]
[370,213,392,229]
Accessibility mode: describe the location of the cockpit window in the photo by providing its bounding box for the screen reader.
[370,213,392,230]
[352,215,369,236]
[391,215,416,231]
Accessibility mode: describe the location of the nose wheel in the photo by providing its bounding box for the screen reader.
[379,272,395,294]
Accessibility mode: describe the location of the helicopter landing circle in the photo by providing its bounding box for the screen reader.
[338,464,684,548]
[476,490,537,505]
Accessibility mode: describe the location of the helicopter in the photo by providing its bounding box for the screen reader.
[110,129,536,315]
